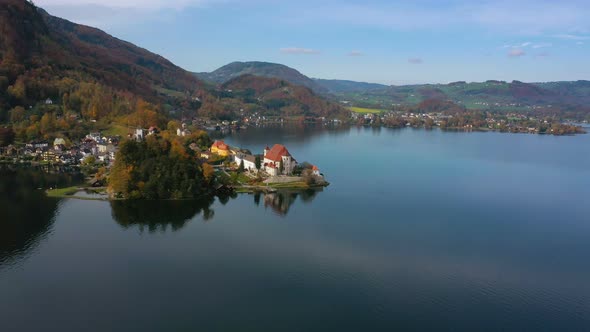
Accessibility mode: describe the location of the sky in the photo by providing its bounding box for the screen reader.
[36,0,590,85]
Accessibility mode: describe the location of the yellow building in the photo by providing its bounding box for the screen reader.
[211,140,230,157]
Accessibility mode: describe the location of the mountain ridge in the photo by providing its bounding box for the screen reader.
[195,61,328,94]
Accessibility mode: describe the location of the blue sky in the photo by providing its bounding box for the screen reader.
[37,0,590,85]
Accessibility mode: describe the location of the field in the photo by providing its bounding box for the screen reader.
[101,124,130,137]
[46,186,80,198]
[349,107,386,114]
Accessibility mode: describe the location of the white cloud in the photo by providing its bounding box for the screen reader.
[552,34,590,40]
[280,47,320,55]
[508,49,526,57]
[502,41,552,49]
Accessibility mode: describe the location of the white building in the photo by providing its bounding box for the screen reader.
[263,144,296,176]
[312,165,320,176]
[134,128,145,141]
[235,153,257,172]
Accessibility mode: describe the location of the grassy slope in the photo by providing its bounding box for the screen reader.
[349,106,385,114]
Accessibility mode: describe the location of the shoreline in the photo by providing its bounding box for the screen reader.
[45,181,329,201]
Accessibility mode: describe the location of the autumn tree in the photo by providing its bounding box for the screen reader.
[9,106,25,123]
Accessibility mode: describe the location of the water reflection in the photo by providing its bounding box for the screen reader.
[256,188,323,216]
[110,196,217,233]
[0,169,82,268]
[110,188,323,232]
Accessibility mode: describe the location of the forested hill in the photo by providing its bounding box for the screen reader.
[0,0,205,120]
[195,61,328,94]
[196,74,347,119]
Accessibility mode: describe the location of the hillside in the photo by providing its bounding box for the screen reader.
[195,61,328,94]
[197,74,346,119]
[0,0,205,123]
[338,80,590,119]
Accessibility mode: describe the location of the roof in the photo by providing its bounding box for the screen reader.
[244,154,256,163]
[212,140,229,150]
[236,153,256,163]
[312,165,319,171]
[264,144,291,162]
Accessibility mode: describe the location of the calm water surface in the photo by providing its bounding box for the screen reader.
[1,126,590,331]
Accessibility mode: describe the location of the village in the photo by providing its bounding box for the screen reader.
[351,110,586,135]
[0,131,120,167]
[0,120,328,193]
[203,139,327,191]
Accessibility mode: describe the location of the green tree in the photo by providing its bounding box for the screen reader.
[109,136,212,200]
[82,156,96,165]
[255,155,261,170]
[237,160,244,173]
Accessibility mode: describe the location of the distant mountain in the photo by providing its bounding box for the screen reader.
[313,79,388,94]
[195,61,328,94]
[197,74,346,119]
[336,80,590,116]
[0,0,203,115]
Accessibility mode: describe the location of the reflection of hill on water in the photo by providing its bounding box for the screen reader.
[111,196,217,233]
[256,188,323,216]
[0,169,80,268]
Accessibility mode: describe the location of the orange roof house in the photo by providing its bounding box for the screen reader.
[263,144,297,175]
[264,144,292,162]
[211,140,230,157]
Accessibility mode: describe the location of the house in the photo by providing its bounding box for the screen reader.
[97,143,108,153]
[312,165,320,176]
[148,126,159,135]
[45,98,53,105]
[176,123,191,137]
[235,153,257,172]
[211,140,230,157]
[53,138,67,152]
[263,144,297,176]
[134,128,145,141]
[87,132,102,142]
[4,145,18,156]
[107,145,117,160]
[30,140,49,150]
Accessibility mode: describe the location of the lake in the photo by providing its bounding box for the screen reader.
[1,126,590,332]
